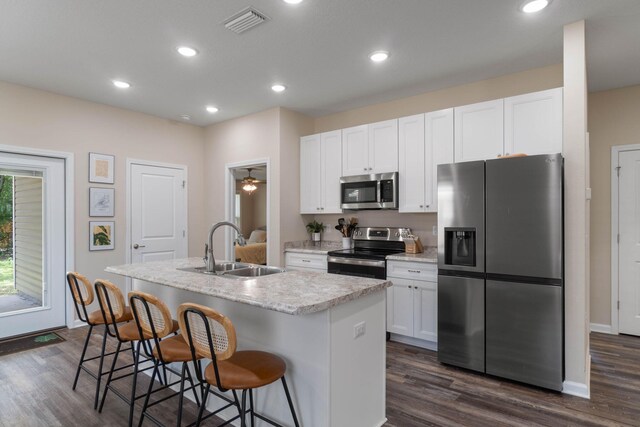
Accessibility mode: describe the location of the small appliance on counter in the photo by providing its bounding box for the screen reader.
[437,153,564,391]
[327,226,410,279]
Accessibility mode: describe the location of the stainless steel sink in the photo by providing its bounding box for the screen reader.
[176,263,284,279]
[224,266,285,278]
[177,262,251,275]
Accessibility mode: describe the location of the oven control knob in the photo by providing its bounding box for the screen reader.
[395,232,400,237]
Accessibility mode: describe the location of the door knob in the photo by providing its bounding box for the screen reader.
[133,243,146,249]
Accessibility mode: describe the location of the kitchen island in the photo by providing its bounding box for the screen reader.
[107,257,391,427]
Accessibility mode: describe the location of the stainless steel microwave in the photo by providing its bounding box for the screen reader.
[340,172,398,210]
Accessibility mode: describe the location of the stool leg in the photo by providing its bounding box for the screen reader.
[93,325,109,410]
[98,340,122,412]
[128,341,141,427]
[177,362,186,427]
[195,383,211,427]
[137,359,159,427]
[281,377,300,427]
[185,363,201,407]
[249,389,255,427]
[239,389,247,427]
[73,325,93,390]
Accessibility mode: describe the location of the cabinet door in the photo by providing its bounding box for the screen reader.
[386,278,414,336]
[369,119,398,174]
[321,130,343,213]
[398,114,426,213]
[425,108,454,212]
[504,87,563,156]
[454,99,504,163]
[342,125,369,176]
[413,281,438,342]
[300,134,322,214]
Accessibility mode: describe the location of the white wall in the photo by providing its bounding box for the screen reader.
[0,81,207,309]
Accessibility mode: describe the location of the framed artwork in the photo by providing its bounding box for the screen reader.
[89,221,114,251]
[89,152,115,184]
[89,187,115,217]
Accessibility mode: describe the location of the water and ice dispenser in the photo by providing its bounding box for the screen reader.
[444,228,476,267]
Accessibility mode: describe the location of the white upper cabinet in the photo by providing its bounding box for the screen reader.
[504,87,563,156]
[342,120,398,176]
[454,99,504,163]
[425,108,454,212]
[320,130,343,213]
[299,131,342,214]
[342,125,369,176]
[369,119,399,174]
[398,109,453,213]
[399,114,426,212]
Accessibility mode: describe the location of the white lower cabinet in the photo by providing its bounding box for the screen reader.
[284,252,328,272]
[386,261,437,344]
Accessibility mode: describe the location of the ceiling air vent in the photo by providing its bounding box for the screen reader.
[223,7,269,34]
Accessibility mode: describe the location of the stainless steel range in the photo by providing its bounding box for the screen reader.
[327,227,410,279]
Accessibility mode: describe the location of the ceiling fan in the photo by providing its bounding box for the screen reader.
[241,168,260,194]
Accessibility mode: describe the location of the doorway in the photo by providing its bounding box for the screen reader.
[612,145,640,335]
[225,159,270,265]
[0,151,67,339]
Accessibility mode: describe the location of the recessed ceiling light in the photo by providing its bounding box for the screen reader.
[180,114,191,121]
[206,106,219,114]
[521,0,550,13]
[369,51,389,63]
[283,0,303,4]
[112,80,131,89]
[177,46,198,57]
[271,84,286,93]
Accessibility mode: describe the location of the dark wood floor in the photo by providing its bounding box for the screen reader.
[1,328,639,426]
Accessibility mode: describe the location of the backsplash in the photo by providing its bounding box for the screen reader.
[309,211,438,247]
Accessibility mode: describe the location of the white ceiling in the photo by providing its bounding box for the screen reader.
[1,0,639,126]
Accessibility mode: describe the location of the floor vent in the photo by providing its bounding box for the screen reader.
[223,7,269,34]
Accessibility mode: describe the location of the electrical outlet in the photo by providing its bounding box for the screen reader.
[353,321,366,339]
[432,225,438,236]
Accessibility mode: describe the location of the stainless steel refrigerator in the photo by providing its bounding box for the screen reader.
[437,154,564,391]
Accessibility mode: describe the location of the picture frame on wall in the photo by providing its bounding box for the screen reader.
[89,221,115,251]
[89,187,115,217]
[89,152,115,184]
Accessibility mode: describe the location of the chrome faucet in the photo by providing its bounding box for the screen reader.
[205,221,247,273]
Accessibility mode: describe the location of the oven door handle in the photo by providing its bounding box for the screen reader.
[327,257,386,268]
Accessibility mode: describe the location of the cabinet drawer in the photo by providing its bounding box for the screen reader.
[285,252,328,271]
[387,261,436,282]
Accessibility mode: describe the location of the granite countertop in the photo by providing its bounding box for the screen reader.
[283,240,342,254]
[386,247,438,264]
[106,258,391,316]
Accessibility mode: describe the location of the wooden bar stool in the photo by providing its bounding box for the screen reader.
[178,303,300,427]
[128,291,203,427]
[66,272,133,409]
[95,279,171,427]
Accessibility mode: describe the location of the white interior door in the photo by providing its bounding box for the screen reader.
[0,152,66,339]
[619,149,640,335]
[130,163,187,268]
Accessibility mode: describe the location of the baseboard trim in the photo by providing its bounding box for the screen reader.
[70,319,87,329]
[590,323,613,334]
[562,380,590,399]
[389,334,438,351]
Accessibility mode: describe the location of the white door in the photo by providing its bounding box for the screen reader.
[300,134,322,214]
[425,108,454,212]
[454,99,504,162]
[0,152,66,339]
[130,163,187,267]
[618,149,640,335]
[386,278,414,336]
[320,130,343,213]
[398,114,426,213]
[413,281,438,342]
[504,87,563,156]
[342,125,369,176]
[369,119,398,174]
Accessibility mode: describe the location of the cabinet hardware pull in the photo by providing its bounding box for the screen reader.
[302,259,311,263]
[133,244,146,249]
[408,269,421,273]
[419,205,423,208]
